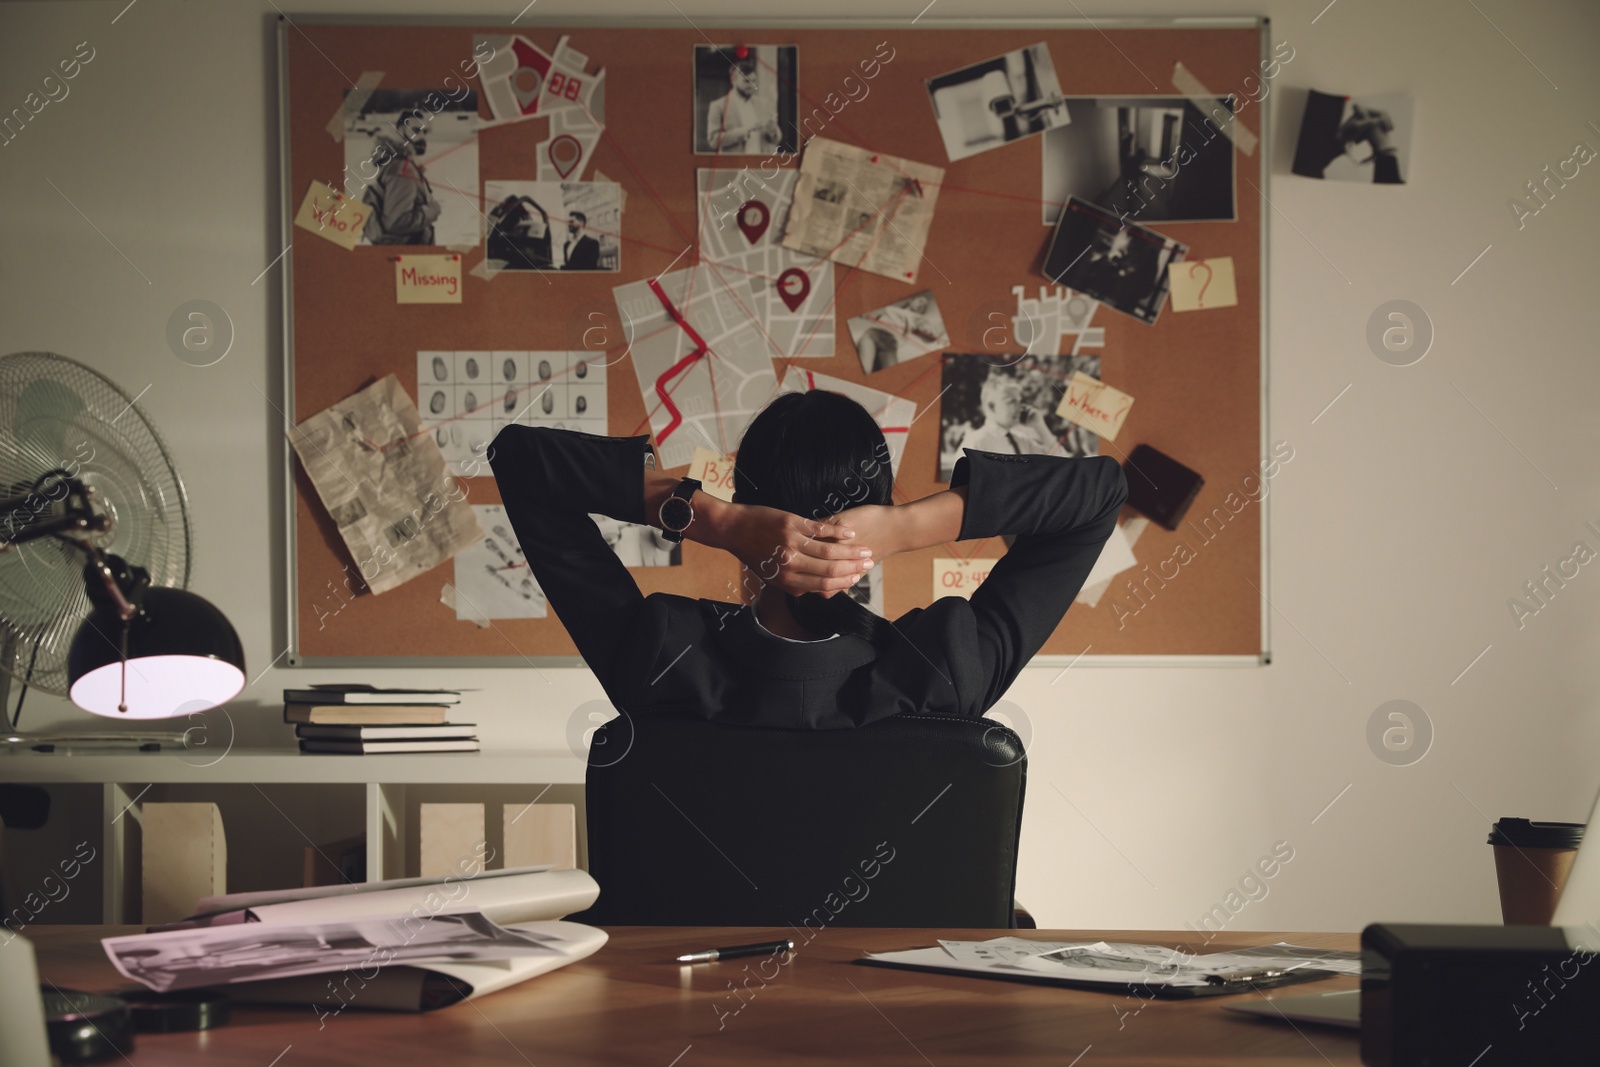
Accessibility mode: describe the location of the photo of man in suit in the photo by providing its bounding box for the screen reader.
[561,212,601,270]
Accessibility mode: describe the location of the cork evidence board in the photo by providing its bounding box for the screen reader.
[279,16,1273,666]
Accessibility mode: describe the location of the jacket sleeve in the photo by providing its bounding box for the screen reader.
[488,425,657,697]
[948,449,1128,711]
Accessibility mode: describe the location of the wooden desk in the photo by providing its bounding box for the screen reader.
[25,926,1360,1066]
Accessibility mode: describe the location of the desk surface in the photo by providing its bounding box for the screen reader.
[26,926,1360,1066]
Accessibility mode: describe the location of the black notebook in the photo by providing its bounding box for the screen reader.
[1122,444,1204,530]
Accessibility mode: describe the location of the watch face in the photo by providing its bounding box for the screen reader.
[661,495,693,531]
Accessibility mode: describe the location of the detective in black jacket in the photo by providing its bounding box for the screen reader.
[489,391,1126,729]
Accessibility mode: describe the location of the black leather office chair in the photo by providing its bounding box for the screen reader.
[576,713,1027,928]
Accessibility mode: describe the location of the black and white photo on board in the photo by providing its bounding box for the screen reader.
[1040,97,1237,225]
[1043,197,1188,325]
[926,42,1070,162]
[1292,90,1412,184]
[693,44,798,156]
[343,88,481,247]
[482,181,621,271]
[848,290,950,374]
[936,353,1100,482]
[590,514,683,568]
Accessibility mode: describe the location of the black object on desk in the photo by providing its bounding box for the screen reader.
[1121,444,1204,530]
[1360,922,1599,1065]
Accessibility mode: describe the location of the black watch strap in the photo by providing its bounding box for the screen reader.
[659,477,701,543]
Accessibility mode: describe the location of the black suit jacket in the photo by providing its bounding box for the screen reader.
[561,234,601,270]
[489,426,1127,728]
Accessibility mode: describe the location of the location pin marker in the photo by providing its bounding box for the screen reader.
[736,200,770,244]
[776,267,810,312]
[548,135,582,179]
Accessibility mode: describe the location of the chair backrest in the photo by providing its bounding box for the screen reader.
[577,712,1027,928]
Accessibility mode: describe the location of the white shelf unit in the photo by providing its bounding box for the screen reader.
[1,748,586,922]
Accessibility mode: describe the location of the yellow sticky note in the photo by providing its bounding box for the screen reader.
[687,447,738,502]
[933,558,995,601]
[1055,371,1134,441]
[292,180,371,250]
[395,255,463,304]
[1167,257,1238,312]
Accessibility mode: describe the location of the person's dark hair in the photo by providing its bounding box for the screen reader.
[571,211,587,226]
[733,390,896,647]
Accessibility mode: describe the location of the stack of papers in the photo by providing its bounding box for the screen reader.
[861,937,1358,996]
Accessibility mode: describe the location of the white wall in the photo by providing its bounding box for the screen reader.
[3,0,1597,932]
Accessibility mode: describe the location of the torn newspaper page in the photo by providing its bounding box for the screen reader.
[287,374,483,596]
[782,137,944,284]
[105,910,563,993]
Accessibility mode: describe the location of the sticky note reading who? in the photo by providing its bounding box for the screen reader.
[1167,256,1238,312]
[933,558,996,601]
[293,180,372,250]
[687,447,738,502]
[1056,371,1135,441]
[395,255,462,304]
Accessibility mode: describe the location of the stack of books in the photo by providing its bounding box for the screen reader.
[284,685,478,754]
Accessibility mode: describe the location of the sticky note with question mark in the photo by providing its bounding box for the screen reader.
[1168,256,1238,312]
[1056,371,1135,441]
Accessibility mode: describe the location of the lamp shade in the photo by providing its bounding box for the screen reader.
[67,587,246,719]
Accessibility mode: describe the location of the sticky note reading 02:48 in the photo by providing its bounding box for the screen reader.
[395,255,462,304]
[933,558,996,601]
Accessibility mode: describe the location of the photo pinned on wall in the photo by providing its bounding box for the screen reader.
[1292,90,1411,184]
[1040,97,1237,225]
[1042,197,1188,325]
[453,505,547,621]
[482,181,621,271]
[344,89,481,248]
[926,42,1070,162]
[936,352,1100,483]
[693,44,798,156]
[589,514,682,568]
[848,290,950,374]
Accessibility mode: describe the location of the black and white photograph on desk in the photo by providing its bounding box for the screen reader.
[926,42,1070,162]
[1040,98,1237,225]
[1292,90,1412,184]
[693,44,799,155]
[1042,197,1188,326]
[936,353,1100,482]
[344,88,481,247]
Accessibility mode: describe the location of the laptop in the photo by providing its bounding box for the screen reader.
[1226,783,1600,1031]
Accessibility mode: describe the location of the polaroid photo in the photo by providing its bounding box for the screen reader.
[926,42,1070,162]
[483,181,621,272]
[1042,197,1187,326]
[848,290,950,374]
[693,44,798,156]
[344,89,480,248]
[937,352,1100,482]
[1041,97,1237,225]
[1293,90,1412,184]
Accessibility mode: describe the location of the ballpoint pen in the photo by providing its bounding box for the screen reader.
[675,939,794,964]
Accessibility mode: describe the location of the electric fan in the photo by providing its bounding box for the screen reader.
[0,352,194,737]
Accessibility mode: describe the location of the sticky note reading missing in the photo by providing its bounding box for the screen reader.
[1056,372,1134,441]
[293,180,372,250]
[395,255,462,304]
[687,447,738,502]
[1168,257,1238,312]
[933,558,995,601]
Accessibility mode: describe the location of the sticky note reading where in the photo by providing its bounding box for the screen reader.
[687,447,738,502]
[1056,371,1135,441]
[395,255,462,304]
[1167,257,1238,312]
[933,558,995,600]
[293,180,372,250]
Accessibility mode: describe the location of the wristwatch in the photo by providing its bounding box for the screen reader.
[658,477,702,543]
